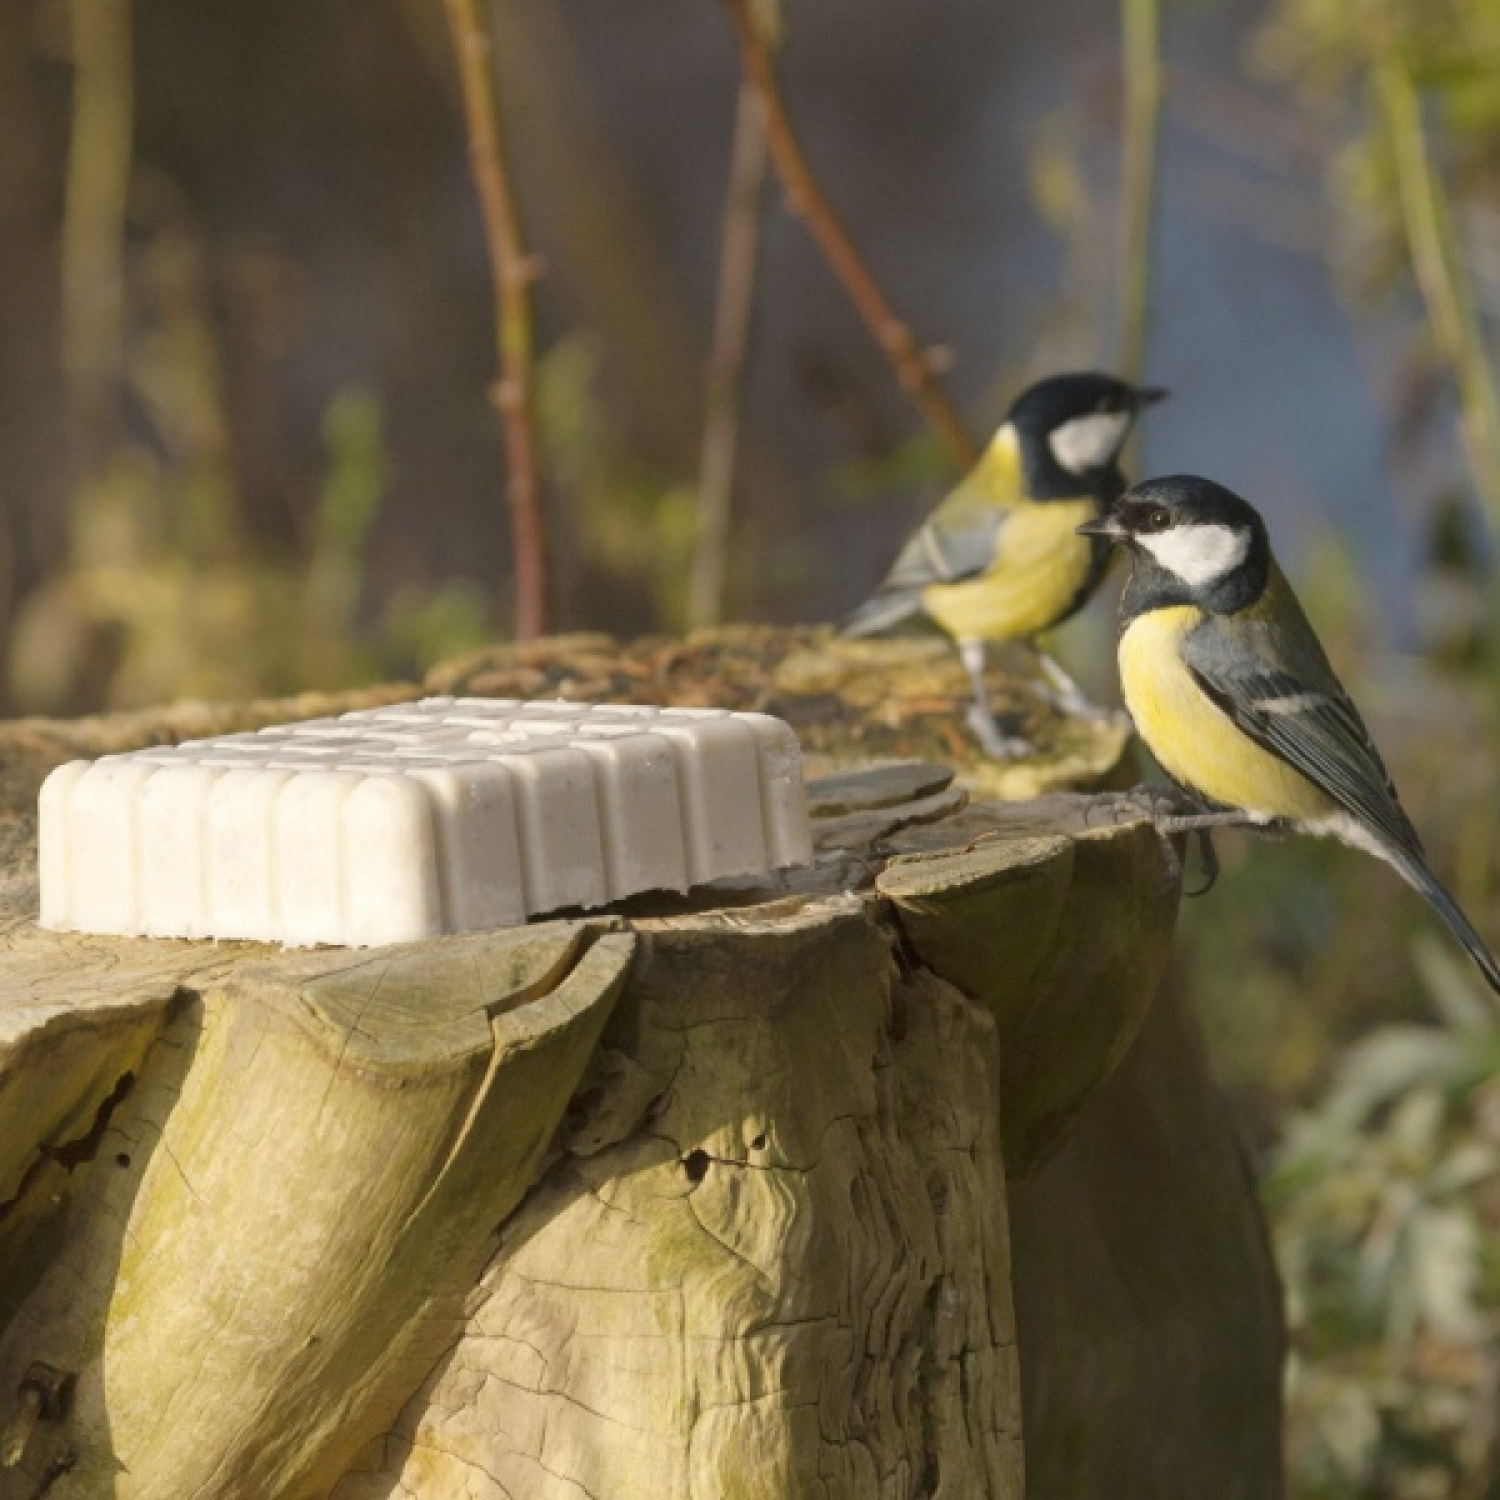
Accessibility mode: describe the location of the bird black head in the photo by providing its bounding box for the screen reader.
[1078,473,1271,614]
[1006,372,1168,497]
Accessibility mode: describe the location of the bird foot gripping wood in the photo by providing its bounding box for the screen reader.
[1084,785,1253,897]
[965,703,1035,760]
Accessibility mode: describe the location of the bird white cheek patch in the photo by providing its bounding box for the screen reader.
[1138,523,1249,587]
[1047,411,1130,473]
[38,698,813,948]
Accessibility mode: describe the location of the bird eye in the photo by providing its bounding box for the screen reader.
[1140,507,1171,532]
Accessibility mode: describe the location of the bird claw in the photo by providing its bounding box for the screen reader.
[1154,824,1221,899]
[966,703,1034,760]
[1145,785,1204,819]
[1106,783,1205,822]
[1086,785,1225,896]
[1182,828,1220,897]
[1144,821,1217,899]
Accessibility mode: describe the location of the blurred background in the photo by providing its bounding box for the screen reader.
[5,0,1500,1492]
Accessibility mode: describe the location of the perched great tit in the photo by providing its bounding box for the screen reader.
[1079,473,1500,996]
[842,371,1168,757]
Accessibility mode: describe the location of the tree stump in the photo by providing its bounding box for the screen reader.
[0,631,1284,1498]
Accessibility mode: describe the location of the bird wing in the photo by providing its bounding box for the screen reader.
[879,504,1009,591]
[876,429,1033,592]
[840,489,1006,636]
[1180,572,1424,860]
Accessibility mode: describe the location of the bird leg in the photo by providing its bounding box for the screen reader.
[1029,644,1130,727]
[1155,813,1247,896]
[1089,784,1246,895]
[958,640,1034,758]
[1088,783,1200,823]
[1031,648,1095,714]
[1154,808,1259,835]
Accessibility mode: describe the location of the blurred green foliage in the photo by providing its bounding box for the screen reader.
[538,335,699,633]
[1269,938,1500,1498]
[1257,0,1500,249]
[6,383,493,711]
[7,224,492,714]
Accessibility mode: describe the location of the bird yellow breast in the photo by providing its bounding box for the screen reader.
[920,497,1098,644]
[1118,605,1333,820]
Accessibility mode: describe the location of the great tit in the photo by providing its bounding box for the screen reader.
[1079,473,1500,996]
[842,372,1167,757]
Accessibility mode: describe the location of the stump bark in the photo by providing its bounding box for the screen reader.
[0,631,1284,1498]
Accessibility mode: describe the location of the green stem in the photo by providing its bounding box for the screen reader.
[1374,52,1500,526]
[63,0,134,474]
[690,79,769,631]
[1118,0,1163,385]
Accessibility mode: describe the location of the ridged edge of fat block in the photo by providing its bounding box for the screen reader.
[38,697,813,947]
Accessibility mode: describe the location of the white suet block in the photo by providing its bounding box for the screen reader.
[38,698,813,947]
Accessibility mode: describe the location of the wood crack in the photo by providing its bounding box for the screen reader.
[0,1069,136,1223]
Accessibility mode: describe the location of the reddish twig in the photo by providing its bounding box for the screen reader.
[721,0,979,469]
[444,0,547,640]
[690,78,770,630]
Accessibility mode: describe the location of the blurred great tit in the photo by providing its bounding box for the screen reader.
[842,371,1167,757]
[1079,473,1500,996]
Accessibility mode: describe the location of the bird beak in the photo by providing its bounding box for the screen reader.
[1134,386,1169,408]
[1077,514,1128,541]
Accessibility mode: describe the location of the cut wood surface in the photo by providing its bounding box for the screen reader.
[0,630,1284,1499]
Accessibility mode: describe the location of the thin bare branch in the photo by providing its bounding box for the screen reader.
[444,0,547,640]
[721,0,978,469]
[690,80,769,631]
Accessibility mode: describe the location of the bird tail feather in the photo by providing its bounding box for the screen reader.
[840,588,924,639]
[1384,843,1500,999]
